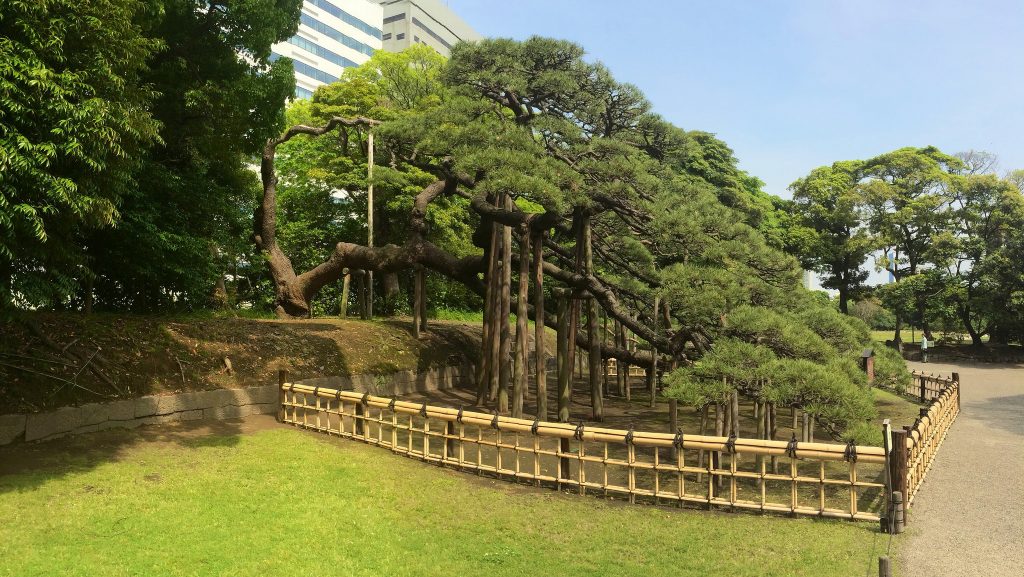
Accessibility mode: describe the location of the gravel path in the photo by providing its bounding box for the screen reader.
[897,360,1024,577]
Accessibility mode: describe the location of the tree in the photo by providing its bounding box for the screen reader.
[861,146,962,343]
[944,173,1024,345]
[258,37,889,435]
[789,161,873,313]
[83,0,302,312]
[0,0,161,308]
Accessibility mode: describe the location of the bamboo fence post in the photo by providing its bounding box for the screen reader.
[533,230,547,420]
[277,369,287,422]
[919,375,927,403]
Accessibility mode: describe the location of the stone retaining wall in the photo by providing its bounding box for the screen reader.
[294,363,476,396]
[0,364,476,446]
[0,385,278,445]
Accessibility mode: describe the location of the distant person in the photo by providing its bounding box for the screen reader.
[921,335,929,363]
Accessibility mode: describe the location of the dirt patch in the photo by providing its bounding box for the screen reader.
[0,313,481,414]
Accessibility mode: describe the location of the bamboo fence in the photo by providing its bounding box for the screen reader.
[279,382,888,521]
[894,372,960,506]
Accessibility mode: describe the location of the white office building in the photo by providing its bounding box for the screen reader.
[374,0,482,56]
[271,0,385,98]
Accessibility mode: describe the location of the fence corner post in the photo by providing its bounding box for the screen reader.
[277,369,288,423]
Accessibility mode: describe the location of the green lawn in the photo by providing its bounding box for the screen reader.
[0,424,886,577]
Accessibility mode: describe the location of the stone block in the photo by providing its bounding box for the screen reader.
[250,403,277,415]
[25,406,83,442]
[106,400,135,421]
[134,395,160,418]
[0,414,26,445]
[203,405,251,420]
[77,403,110,427]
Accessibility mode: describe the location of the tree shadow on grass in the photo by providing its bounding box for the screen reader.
[0,416,283,495]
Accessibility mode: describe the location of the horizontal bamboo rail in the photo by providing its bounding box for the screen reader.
[902,372,960,505]
[279,382,887,521]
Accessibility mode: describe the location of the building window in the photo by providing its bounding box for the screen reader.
[382,33,392,40]
[411,17,453,50]
[301,14,376,56]
[306,0,383,39]
[294,86,314,100]
[287,36,359,68]
[396,33,405,40]
[271,53,339,84]
[414,36,419,42]
[383,13,406,24]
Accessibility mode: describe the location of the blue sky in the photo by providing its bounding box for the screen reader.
[445,0,1024,198]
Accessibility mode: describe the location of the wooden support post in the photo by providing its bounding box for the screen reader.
[891,429,909,510]
[920,375,927,403]
[444,421,457,462]
[556,288,571,423]
[649,295,660,408]
[354,401,365,436]
[417,268,427,333]
[413,267,423,339]
[559,437,572,482]
[669,398,678,433]
[339,269,350,317]
[513,225,529,418]
[497,199,513,414]
[277,369,287,422]
[587,296,603,421]
[533,230,547,420]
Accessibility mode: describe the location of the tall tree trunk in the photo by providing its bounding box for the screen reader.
[533,230,547,420]
[838,285,849,314]
[959,302,984,347]
[478,221,499,404]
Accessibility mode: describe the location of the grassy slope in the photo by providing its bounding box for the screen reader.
[0,424,881,577]
[0,313,481,414]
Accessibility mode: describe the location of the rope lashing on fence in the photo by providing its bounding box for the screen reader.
[574,422,585,441]
[786,434,799,458]
[335,388,342,401]
[419,402,428,417]
[844,439,858,463]
[360,392,369,406]
[624,424,634,445]
[456,407,464,424]
[312,386,319,397]
[490,411,500,430]
[672,429,684,450]
[388,397,397,410]
[725,433,737,454]
[531,419,540,435]
[287,383,295,392]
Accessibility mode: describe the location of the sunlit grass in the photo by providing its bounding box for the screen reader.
[0,427,883,577]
